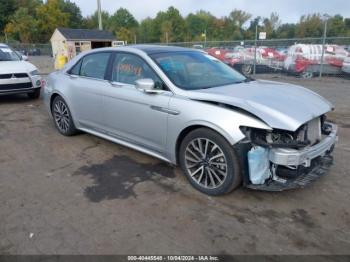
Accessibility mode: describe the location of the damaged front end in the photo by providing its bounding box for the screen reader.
[238,115,338,191]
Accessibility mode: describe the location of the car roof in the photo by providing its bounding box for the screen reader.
[128,44,198,55]
[0,43,9,48]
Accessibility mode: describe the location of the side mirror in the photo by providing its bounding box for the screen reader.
[135,78,163,94]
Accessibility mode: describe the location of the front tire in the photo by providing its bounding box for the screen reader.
[179,128,242,196]
[51,96,78,136]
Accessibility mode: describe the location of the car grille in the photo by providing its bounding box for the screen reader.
[0,73,29,79]
[0,82,33,91]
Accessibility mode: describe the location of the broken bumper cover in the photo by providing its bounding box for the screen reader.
[247,154,334,191]
[247,123,337,191]
[269,123,337,167]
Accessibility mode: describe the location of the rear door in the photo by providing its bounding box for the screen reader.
[67,52,112,130]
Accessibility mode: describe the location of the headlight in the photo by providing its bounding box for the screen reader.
[240,126,310,149]
[30,70,39,76]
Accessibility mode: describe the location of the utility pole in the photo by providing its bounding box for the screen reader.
[97,0,103,30]
[204,29,207,48]
[253,25,257,75]
[165,32,169,45]
[319,16,329,78]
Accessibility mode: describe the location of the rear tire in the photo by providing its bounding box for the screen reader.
[300,71,313,79]
[51,96,78,136]
[27,88,41,99]
[179,128,242,196]
[241,64,252,75]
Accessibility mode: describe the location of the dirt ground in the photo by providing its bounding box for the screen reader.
[0,58,350,255]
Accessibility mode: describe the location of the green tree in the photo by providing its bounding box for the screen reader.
[327,15,347,37]
[36,0,69,42]
[276,23,296,38]
[15,0,42,15]
[83,10,110,30]
[152,7,186,42]
[109,8,138,32]
[296,13,323,37]
[139,17,158,43]
[0,0,17,32]
[58,0,83,28]
[186,10,215,41]
[262,12,281,38]
[5,7,37,42]
[108,8,138,42]
[223,9,252,40]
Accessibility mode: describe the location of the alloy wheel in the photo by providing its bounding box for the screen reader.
[53,100,70,133]
[184,138,228,189]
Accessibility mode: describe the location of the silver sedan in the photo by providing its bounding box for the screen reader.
[44,45,337,195]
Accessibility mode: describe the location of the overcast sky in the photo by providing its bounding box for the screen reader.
[71,0,350,23]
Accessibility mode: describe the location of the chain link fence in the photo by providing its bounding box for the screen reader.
[158,37,350,80]
[6,42,52,56]
[3,38,350,79]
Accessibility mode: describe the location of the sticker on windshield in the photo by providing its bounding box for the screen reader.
[0,48,12,53]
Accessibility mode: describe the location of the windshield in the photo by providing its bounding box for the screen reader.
[0,46,21,61]
[150,51,247,90]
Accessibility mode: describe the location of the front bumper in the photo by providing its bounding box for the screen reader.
[269,123,337,167]
[246,122,337,191]
[0,75,42,95]
[247,153,334,191]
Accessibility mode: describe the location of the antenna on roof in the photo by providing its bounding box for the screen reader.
[97,0,103,30]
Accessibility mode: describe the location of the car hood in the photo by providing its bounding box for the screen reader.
[185,79,333,131]
[0,61,37,74]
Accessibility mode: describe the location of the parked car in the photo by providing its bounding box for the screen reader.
[342,57,350,75]
[0,43,42,98]
[28,48,41,56]
[284,44,349,78]
[223,47,286,75]
[15,50,28,61]
[192,44,204,49]
[44,45,337,195]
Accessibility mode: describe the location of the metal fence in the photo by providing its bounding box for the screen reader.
[157,37,350,80]
[3,37,350,79]
[8,42,52,56]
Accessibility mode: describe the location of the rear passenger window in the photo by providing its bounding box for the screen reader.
[80,53,111,79]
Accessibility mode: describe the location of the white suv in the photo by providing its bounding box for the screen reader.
[0,43,42,99]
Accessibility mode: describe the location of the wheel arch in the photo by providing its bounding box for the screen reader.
[49,92,79,128]
[174,122,236,165]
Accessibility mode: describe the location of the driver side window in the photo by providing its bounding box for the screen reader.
[112,53,165,90]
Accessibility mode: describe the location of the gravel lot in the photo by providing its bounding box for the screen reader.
[0,57,350,255]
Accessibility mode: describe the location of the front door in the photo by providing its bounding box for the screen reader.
[102,52,172,153]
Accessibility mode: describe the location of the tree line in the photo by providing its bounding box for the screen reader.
[1,0,350,44]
